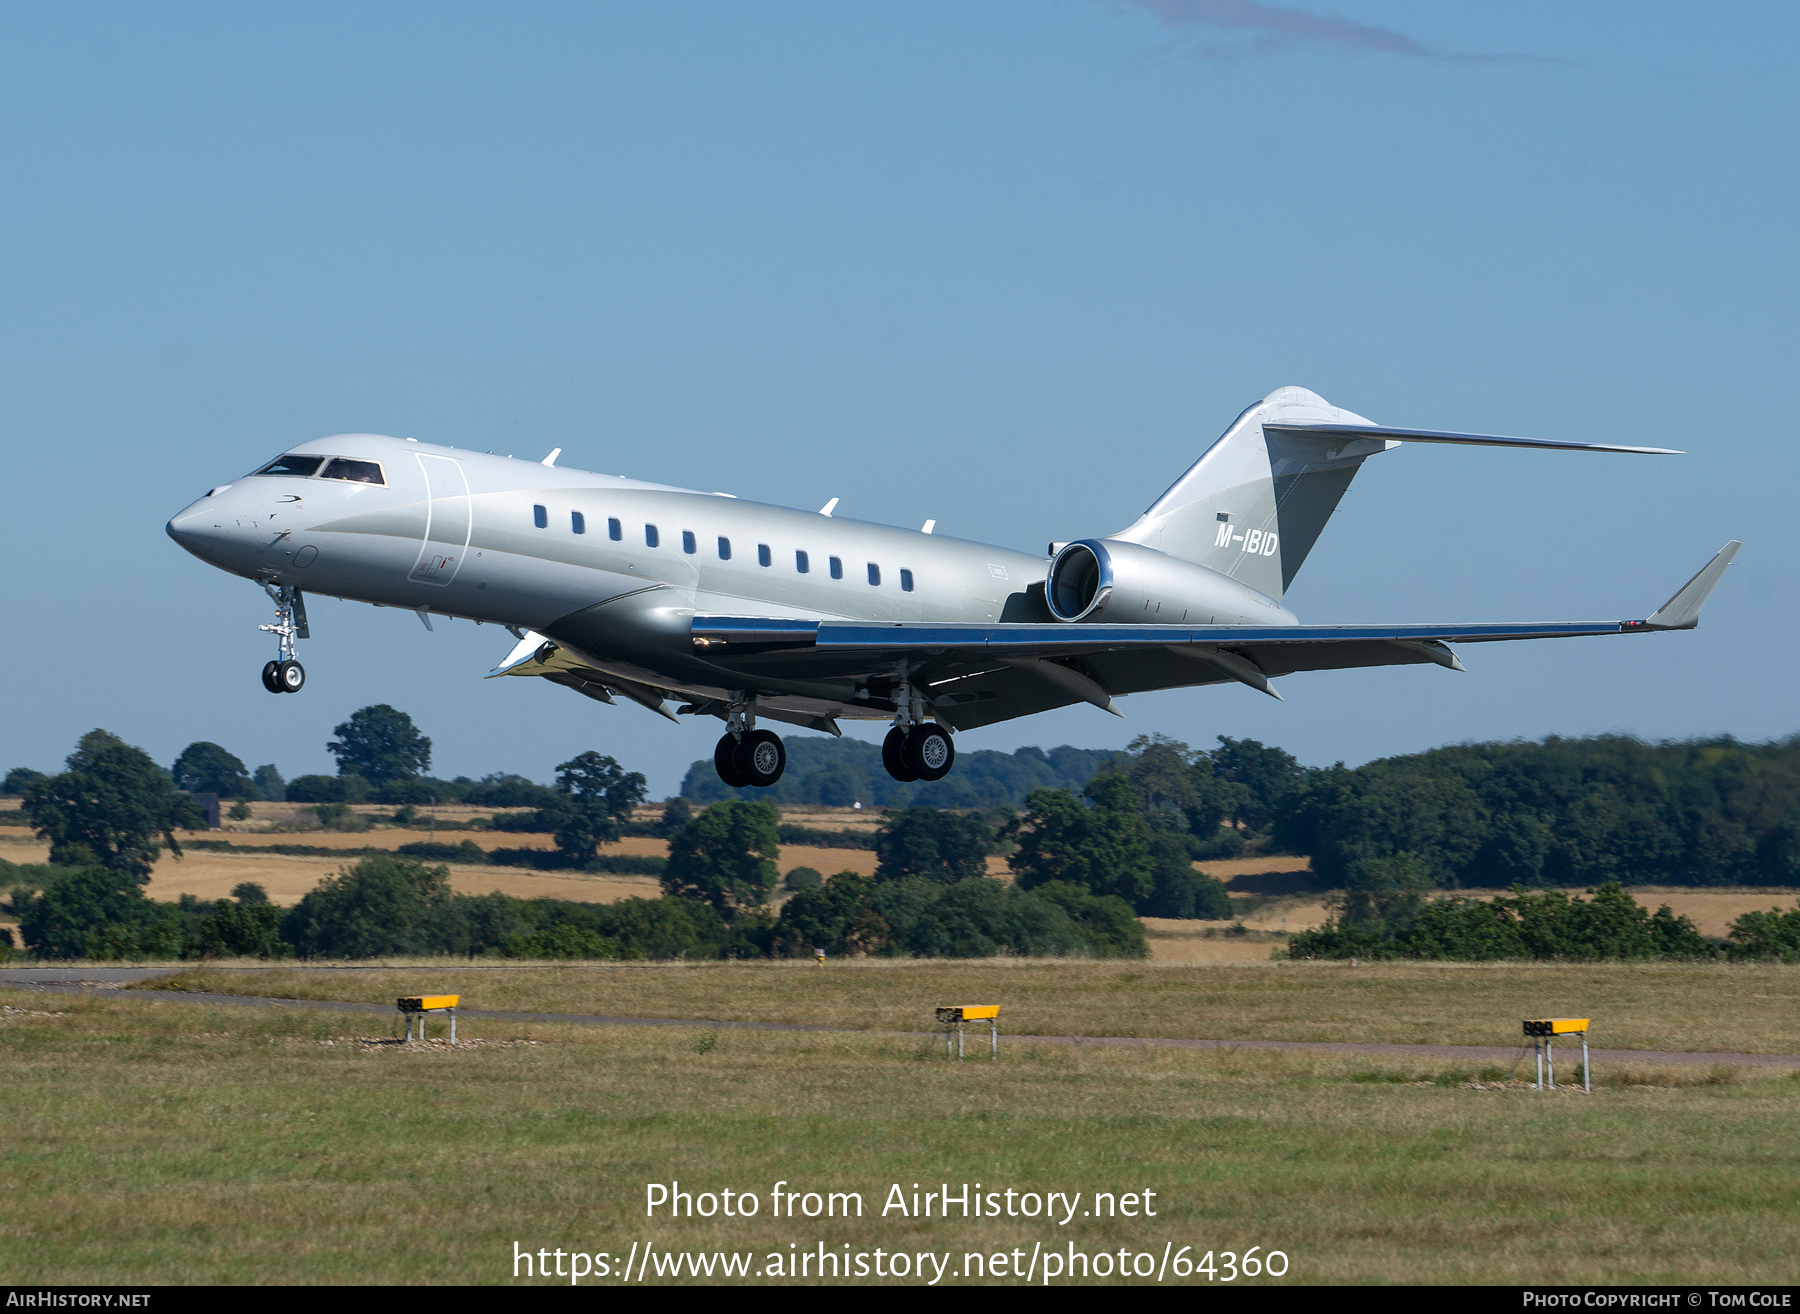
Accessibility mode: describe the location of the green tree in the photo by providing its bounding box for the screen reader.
[326,705,431,785]
[23,730,203,881]
[873,808,994,884]
[1141,832,1233,919]
[251,764,286,802]
[543,752,648,863]
[662,800,780,917]
[196,899,288,958]
[1007,775,1155,908]
[2,767,47,796]
[171,742,255,799]
[15,864,185,960]
[774,871,884,956]
[1211,736,1309,832]
[279,855,457,958]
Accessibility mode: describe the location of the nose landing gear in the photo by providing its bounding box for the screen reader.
[712,695,788,789]
[258,583,308,693]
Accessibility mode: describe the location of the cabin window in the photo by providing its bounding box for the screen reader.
[900,569,914,592]
[682,531,696,554]
[757,544,772,567]
[718,536,731,560]
[608,518,622,541]
[867,563,881,586]
[319,458,386,486]
[254,454,324,478]
[533,505,547,529]
[646,524,660,548]
[795,550,809,574]
[571,511,585,535]
[829,556,842,580]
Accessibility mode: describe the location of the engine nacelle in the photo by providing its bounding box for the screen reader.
[1045,538,1294,625]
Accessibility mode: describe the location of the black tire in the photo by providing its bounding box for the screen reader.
[714,733,751,788]
[904,724,955,781]
[277,660,305,693]
[882,726,919,782]
[733,729,786,788]
[261,661,282,693]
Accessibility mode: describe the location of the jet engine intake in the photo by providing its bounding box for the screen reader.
[1045,538,1292,625]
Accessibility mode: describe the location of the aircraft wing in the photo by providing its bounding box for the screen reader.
[689,542,1740,730]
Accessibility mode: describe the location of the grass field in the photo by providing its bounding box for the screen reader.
[137,958,1800,1055]
[5,966,1800,1286]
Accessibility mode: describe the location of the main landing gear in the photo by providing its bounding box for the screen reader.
[879,669,955,783]
[258,582,308,694]
[713,695,788,789]
[881,723,954,783]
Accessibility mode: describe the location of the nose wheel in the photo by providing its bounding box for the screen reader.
[262,659,305,693]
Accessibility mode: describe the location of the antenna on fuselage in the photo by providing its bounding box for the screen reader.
[819,497,839,517]
[921,520,936,534]
[541,448,561,466]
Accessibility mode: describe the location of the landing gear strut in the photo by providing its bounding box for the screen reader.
[880,669,955,783]
[713,695,787,789]
[259,583,308,694]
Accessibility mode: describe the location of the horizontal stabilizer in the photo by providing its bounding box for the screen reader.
[1264,421,1682,456]
[1644,541,1742,630]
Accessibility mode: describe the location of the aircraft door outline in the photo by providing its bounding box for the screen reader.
[409,453,472,587]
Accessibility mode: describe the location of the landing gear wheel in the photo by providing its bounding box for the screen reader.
[261,661,283,693]
[276,659,305,693]
[733,729,786,788]
[714,733,751,788]
[882,726,919,782]
[904,724,955,782]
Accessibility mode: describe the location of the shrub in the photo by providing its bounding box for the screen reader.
[285,775,368,804]
[280,856,460,958]
[196,900,288,958]
[397,839,489,864]
[1726,904,1800,961]
[1289,882,1715,962]
[783,866,823,890]
[16,865,184,960]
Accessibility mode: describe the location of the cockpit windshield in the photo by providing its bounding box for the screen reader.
[320,458,386,486]
[254,454,326,478]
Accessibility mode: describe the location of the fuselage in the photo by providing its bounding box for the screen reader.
[166,433,1296,718]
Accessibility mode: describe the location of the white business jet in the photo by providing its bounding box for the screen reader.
[166,386,1738,790]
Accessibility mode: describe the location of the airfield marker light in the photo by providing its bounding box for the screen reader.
[814,949,825,966]
[399,995,461,1045]
[1522,1019,1590,1092]
[935,1005,1000,1061]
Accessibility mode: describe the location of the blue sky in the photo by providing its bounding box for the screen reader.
[2,2,1794,797]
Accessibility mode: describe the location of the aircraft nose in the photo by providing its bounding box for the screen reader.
[166,490,243,564]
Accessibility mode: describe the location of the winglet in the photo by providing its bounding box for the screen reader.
[1643,541,1742,630]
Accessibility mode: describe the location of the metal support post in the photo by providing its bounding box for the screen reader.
[1582,1034,1589,1093]
[957,1023,965,1061]
[1547,1037,1556,1090]
[450,1008,456,1047]
[1534,1039,1543,1090]
[945,1025,953,1058]
[990,1019,998,1060]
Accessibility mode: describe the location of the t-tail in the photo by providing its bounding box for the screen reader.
[1108,385,1680,602]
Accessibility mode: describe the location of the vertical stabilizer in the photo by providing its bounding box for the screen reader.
[1109,386,1395,601]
